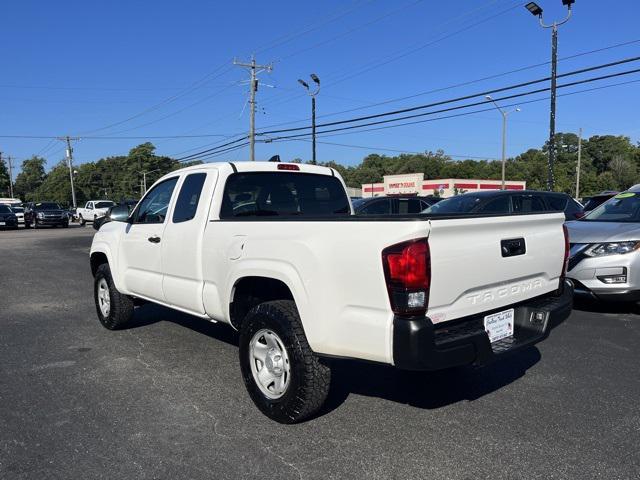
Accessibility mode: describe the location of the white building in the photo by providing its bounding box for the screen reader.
[361,173,526,198]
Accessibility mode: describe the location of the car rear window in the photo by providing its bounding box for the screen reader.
[511,195,546,213]
[546,195,568,211]
[220,172,350,218]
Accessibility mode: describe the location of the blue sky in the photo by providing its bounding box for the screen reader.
[1,0,639,174]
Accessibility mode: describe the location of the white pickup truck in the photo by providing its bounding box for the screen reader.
[77,200,115,225]
[90,161,573,423]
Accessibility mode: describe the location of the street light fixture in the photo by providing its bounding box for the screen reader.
[524,0,575,191]
[525,2,543,16]
[486,95,520,190]
[298,73,321,164]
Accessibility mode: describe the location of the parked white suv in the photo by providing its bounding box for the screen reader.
[90,161,572,422]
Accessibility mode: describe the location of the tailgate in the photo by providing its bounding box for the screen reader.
[426,213,565,323]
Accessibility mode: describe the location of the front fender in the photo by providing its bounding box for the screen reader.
[90,237,125,294]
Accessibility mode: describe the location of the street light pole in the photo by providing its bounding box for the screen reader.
[576,127,582,199]
[298,74,321,164]
[525,1,575,191]
[486,95,520,190]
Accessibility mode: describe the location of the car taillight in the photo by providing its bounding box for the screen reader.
[382,238,430,317]
[561,224,570,279]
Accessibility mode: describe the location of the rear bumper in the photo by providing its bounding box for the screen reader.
[392,282,573,371]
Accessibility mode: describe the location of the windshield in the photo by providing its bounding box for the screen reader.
[95,201,115,209]
[582,193,640,222]
[0,205,12,214]
[422,195,483,214]
[34,202,62,210]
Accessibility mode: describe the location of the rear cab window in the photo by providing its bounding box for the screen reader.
[511,194,547,214]
[220,172,350,218]
[173,173,207,223]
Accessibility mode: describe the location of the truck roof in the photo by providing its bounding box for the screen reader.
[173,161,335,176]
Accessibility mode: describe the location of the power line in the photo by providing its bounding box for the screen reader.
[257,55,640,137]
[259,0,522,111]
[255,37,640,131]
[155,38,640,158]
[263,69,640,143]
[77,62,235,136]
[166,58,640,162]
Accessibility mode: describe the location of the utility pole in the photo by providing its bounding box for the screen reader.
[234,56,273,161]
[524,1,575,191]
[58,136,79,208]
[575,127,582,199]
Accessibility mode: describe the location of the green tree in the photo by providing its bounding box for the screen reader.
[0,157,10,197]
[34,161,73,205]
[14,156,46,201]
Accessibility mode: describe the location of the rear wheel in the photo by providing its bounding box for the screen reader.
[93,263,134,330]
[239,300,331,423]
[79,214,86,226]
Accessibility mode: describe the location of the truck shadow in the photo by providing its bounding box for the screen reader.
[321,347,541,415]
[128,303,541,417]
[128,303,239,348]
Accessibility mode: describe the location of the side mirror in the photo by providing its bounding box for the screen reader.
[109,205,131,223]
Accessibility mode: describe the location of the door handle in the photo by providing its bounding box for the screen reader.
[148,236,161,244]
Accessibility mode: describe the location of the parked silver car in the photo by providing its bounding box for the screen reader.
[566,186,640,302]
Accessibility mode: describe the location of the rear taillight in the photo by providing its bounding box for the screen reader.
[382,238,430,317]
[561,224,570,278]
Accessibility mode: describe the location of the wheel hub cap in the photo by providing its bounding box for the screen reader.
[249,329,291,399]
[97,278,110,317]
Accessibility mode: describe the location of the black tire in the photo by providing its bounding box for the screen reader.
[93,263,134,330]
[79,214,86,226]
[239,300,331,424]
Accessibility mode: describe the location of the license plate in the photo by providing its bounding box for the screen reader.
[484,308,514,343]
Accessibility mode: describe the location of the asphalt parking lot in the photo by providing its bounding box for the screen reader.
[1,226,639,479]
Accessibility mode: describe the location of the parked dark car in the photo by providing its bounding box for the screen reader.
[422,190,584,221]
[93,199,138,231]
[581,191,618,212]
[24,202,70,228]
[353,195,441,215]
[0,204,19,229]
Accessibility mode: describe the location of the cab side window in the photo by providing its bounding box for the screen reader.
[132,177,178,224]
[173,173,207,223]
